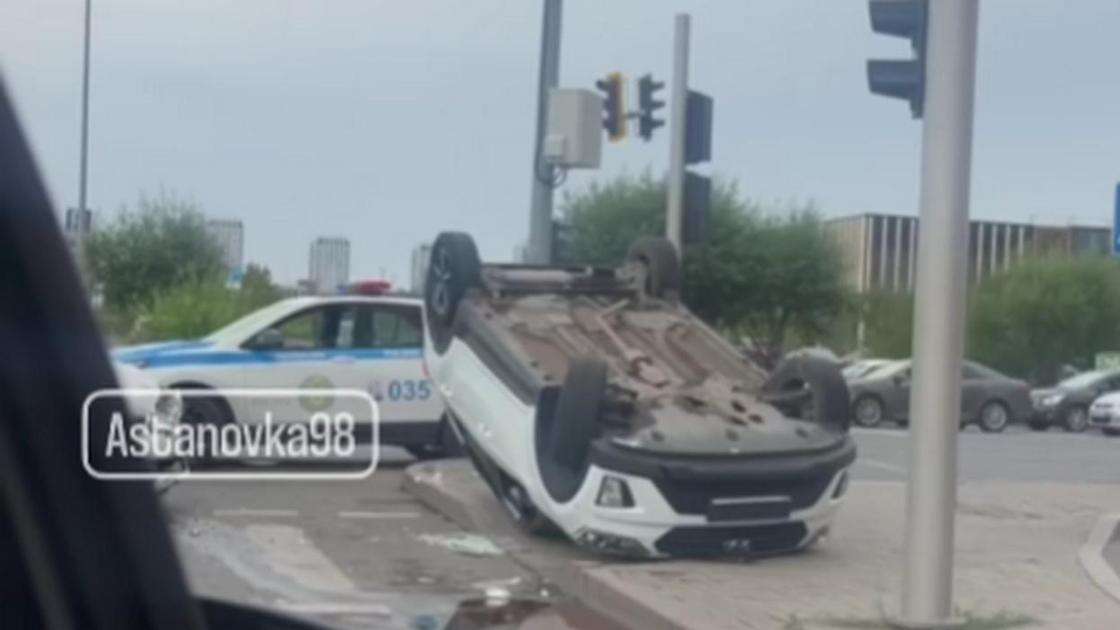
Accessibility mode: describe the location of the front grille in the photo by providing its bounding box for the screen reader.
[654,522,808,556]
[653,473,833,516]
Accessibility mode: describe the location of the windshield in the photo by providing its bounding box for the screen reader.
[9,2,1120,629]
[203,298,299,344]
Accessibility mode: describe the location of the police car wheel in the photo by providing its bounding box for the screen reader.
[406,417,464,460]
[425,232,481,354]
[181,395,228,466]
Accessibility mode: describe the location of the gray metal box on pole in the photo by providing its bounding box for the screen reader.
[543,89,603,169]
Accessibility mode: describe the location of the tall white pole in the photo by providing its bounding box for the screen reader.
[899,1,979,626]
[79,0,92,216]
[665,14,690,253]
[526,0,562,264]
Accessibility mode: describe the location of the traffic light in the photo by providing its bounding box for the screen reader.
[866,0,928,118]
[595,72,627,142]
[637,74,665,141]
[685,91,712,164]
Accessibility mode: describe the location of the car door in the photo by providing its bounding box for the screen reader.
[960,362,985,421]
[355,303,442,429]
[238,304,360,423]
[885,366,912,420]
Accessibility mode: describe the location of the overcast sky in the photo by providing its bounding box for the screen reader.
[3,1,1118,284]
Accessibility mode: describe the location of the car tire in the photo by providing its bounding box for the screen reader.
[539,358,607,503]
[764,355,851,431]
[425,232,481,354]
[851,395,886,428]
[1063,405,1089,433]
[406,416,465,460]
[977,400,1010,433]
[180,394,229,466]
[1028,420,1049,432]
[626,237,681,300]
[1103,427,1120,437]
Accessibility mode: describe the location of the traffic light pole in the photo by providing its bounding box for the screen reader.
[665,13,689,254]
[526,0,562,264]
[898,1,979,626]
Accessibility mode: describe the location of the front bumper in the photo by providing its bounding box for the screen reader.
[1089,408,1120,428]
[544,436,856,558]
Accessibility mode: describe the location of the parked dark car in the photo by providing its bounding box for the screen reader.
[1029,369,1120,432]
[847,360,1031,432]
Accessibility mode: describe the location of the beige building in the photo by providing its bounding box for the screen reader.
[826,213,1110,294]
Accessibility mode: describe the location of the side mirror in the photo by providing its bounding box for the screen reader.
[250,328,283,350]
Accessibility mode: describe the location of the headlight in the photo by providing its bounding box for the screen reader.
[595,475,634,508]
[1042,394,1064,407]
[154,391,183,425]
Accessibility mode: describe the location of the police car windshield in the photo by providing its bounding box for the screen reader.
[203,299,297,343]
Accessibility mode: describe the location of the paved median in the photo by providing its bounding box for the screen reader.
[404,459,1120,629]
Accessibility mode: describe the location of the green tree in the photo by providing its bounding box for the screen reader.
[859,291,915,359]
[85,191,225,316]
[967,256,1120,384]
[559,173,845,366]
[136,265,282,342]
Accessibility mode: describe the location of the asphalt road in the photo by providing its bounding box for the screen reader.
[160,427,1117,628]
[161,448,619,630]
[851,424,1120,483]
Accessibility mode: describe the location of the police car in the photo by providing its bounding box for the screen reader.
[113,283,456,459]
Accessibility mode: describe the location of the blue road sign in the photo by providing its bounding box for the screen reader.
[1114,183,1120,257]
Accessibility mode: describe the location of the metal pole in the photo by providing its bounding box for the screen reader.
[665,14,689,253]
[899,1,979,626]
[526,0,562,264]
[78,0,92,216]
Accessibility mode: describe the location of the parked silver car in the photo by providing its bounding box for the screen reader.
[846,360,1031,432]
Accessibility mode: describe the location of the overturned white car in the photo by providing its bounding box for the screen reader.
[423,232,855,558]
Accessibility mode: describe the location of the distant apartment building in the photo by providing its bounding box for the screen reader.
[205,219,244,271]
[411,243,432,294]
[826,213,1110,294]
[309,237,350,294]
[63,207,94,261]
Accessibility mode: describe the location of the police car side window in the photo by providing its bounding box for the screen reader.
[363,306,422,349]
[274,308,326,350]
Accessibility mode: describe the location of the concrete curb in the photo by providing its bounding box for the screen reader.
[1078,512,1120,604]
[401,460,683,630]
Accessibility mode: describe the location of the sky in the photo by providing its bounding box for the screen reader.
[2,1,1119,285]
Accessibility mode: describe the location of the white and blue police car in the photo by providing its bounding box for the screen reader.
[112,283,457,459]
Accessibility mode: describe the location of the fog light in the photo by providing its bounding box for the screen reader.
[831,470,849,499]
[596,475,634,508]
[574,528,648,557]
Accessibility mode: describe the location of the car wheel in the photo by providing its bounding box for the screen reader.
[852,395,885,428]
[1028,420,1049,432]
[626,237,680,299]
[180,395,229,466]
[539,359,607,503]
[763,355,851,431]
[1103,427,1120,437]
[977,400,1010,433]
[425,232,481,354]
[406,416,464,460]
[1063,405,1089,433]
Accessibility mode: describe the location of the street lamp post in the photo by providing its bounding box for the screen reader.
[78,0,92,216]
